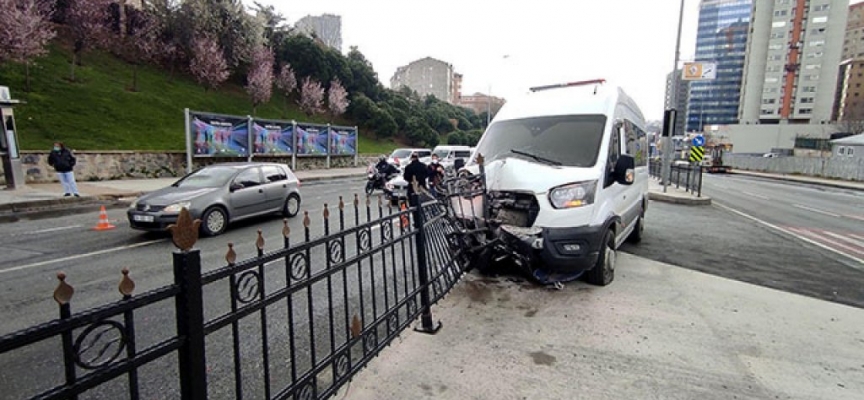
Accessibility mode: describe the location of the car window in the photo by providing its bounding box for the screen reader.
[175,166,237,188]
[262,165,287,182]
[454,151,472,158]
[475,115,607,167]
[432,149,450,159]
[392,149,412,158]
[623,120,648,167]
[419,151,431,157]
[233,167,263,188]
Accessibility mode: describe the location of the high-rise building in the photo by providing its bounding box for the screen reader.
[842,2,864,60]
[738,0,848,124]
[833,58,864,121]
[686,0,752,133]
[665,69,691,136]
[294,14,342,52]
[390,57,461,104]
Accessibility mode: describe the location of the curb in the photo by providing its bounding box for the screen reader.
[648,191,712,206]
[729,170,864,192]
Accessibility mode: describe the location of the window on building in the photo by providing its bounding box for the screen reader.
[763,98,777,104]
[838,147,846,156]
[772,21,787,28]
[774,10,788,17]
[806,74,820,81]
[800,97,814,103]
[769,54,784,61]
[769,44,784,50]
[798,108,812,114]
[806,52,823,58]
[809,40,825,46]
[805,64,821,70]
[812,16,828,23]
[803,86,817,92]
[850,148,856,157]
[765,77,780,83]
[761,109,775,115]
[813,4,829,12]
[771,32,785,39]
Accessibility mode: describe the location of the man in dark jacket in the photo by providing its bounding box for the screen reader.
[426,154,445,197]
[47,142,80,197]
[402,152,428,204]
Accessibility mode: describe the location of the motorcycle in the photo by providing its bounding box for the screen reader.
[365,164,396,195]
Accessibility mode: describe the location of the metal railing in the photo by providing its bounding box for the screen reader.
[0,192,476,399]
[650,159,703,197]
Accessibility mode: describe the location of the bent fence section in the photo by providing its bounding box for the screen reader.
[0,192,474,400]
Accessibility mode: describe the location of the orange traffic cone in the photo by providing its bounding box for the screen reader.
[93,206,116,231]
[400,202,409,228]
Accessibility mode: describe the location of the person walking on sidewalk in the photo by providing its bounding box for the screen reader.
[48,142,80,197]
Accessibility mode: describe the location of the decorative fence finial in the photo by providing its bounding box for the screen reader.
[226,243,236,265]
[118,268,135,296]
[339,196,345,210]
[476,153,484,165]
[350,314,362,338]
[53,272,74,305]
[353,194,359,207]
[303,211,310,228]
[282,219,290,238]
[167,208,201,252]
[256,230,265,250]
[323,204,330,219]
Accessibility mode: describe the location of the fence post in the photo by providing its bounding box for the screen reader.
[411,192,442,334]
[174,249,207,400]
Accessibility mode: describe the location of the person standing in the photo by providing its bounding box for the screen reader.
[426,154,445,197]
[48,142,80,197]
[402,152,428,205]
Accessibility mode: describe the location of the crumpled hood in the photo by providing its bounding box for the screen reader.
[139,187,219,205]
[483,157,597,194]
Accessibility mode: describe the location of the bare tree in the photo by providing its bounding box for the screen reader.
[67,0,111,82]
[245,45,274,115]
[327,78,349,123]
[275,63,297,117]
[298,76,324,117]
[0,0,56,91]
[117,10,159,92]
[189,34,229,92]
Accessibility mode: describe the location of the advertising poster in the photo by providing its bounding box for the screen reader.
[191,113,249,157]
[252,119,293,155]
[295,124,328,155]
[329,127,357,155]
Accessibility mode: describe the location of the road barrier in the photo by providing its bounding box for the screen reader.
[650,159,703,197]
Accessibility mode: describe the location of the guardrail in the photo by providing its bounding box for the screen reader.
[650,160,703,197]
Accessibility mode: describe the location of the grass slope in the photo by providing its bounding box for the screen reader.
[0,43,397,154]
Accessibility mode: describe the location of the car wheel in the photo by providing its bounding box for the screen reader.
[283,193,301,218]
[584,229,615,286]
[201,206,228,237]
[627,207,645,244]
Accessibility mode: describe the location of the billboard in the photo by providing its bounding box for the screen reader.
[329,127,357,155]
[295,124,328,155]
[191,113,249,157]
[252,119,293,155]
[682,62,716,81]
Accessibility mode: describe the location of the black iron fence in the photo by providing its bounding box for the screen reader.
[649,159,703,197]
[0,190,476,399]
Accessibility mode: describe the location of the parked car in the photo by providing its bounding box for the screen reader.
[127,162,301,236]
[431,145,473,170]
[460,79,648,286]
[387,148,431,168]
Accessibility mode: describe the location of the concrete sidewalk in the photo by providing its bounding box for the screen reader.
[0,167,367,213]
[730,170,864,192]
[648,179,711,205]
[342,253,864,400]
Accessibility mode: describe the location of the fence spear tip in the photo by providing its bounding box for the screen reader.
[226,243,236,265]
[53,272,74,305]
[118,268,135,296]
[282,219,290,237]
[323,204,330,219]
[256,230,265,250]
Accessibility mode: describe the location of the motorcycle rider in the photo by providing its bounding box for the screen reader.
[375,155,399,177]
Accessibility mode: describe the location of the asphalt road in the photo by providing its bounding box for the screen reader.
[622,173,864,309]
[0,177,435,399]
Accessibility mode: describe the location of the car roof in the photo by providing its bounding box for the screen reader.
[201,162,290,169]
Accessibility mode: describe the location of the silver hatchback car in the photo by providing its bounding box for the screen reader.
[127,162,301,236]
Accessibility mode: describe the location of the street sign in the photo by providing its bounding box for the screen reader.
[692,135,705,147]
[682,62,716,81]
[689,146,705,163]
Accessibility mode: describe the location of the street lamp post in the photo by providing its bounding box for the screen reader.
[663,0,687,193]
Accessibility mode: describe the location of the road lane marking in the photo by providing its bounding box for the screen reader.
[792,204,841,218]
[741,191,770,200]
[0,239,166,275]
[848,215,864,222]
[821,231,864,252]
[713,202,864,268]
[790,228,864,257]
[24,225,83,235]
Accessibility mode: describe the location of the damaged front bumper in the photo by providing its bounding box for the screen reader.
[496,223,604,282]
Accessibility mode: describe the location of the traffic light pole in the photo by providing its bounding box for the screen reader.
[663,0,687,193]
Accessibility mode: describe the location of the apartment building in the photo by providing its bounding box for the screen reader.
[390,57,461,104]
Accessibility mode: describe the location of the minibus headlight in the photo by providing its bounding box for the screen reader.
[549,181,597,209]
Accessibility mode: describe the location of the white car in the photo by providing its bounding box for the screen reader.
[386,148,431,168]
[431,145,473,170]
[461,79,648,286]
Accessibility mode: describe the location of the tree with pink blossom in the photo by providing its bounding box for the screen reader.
[298,76,324,117]
[245,46,274,115]
[275,63,297,117]
[327,78,349,123]
[121,11,159,92]
[0,0,56,91]
[190,35,230,92]
[67,0,112,82]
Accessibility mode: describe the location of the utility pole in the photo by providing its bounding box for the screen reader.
[663,0,687,193]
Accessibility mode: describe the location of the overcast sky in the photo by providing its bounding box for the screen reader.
[252,0,863,121]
